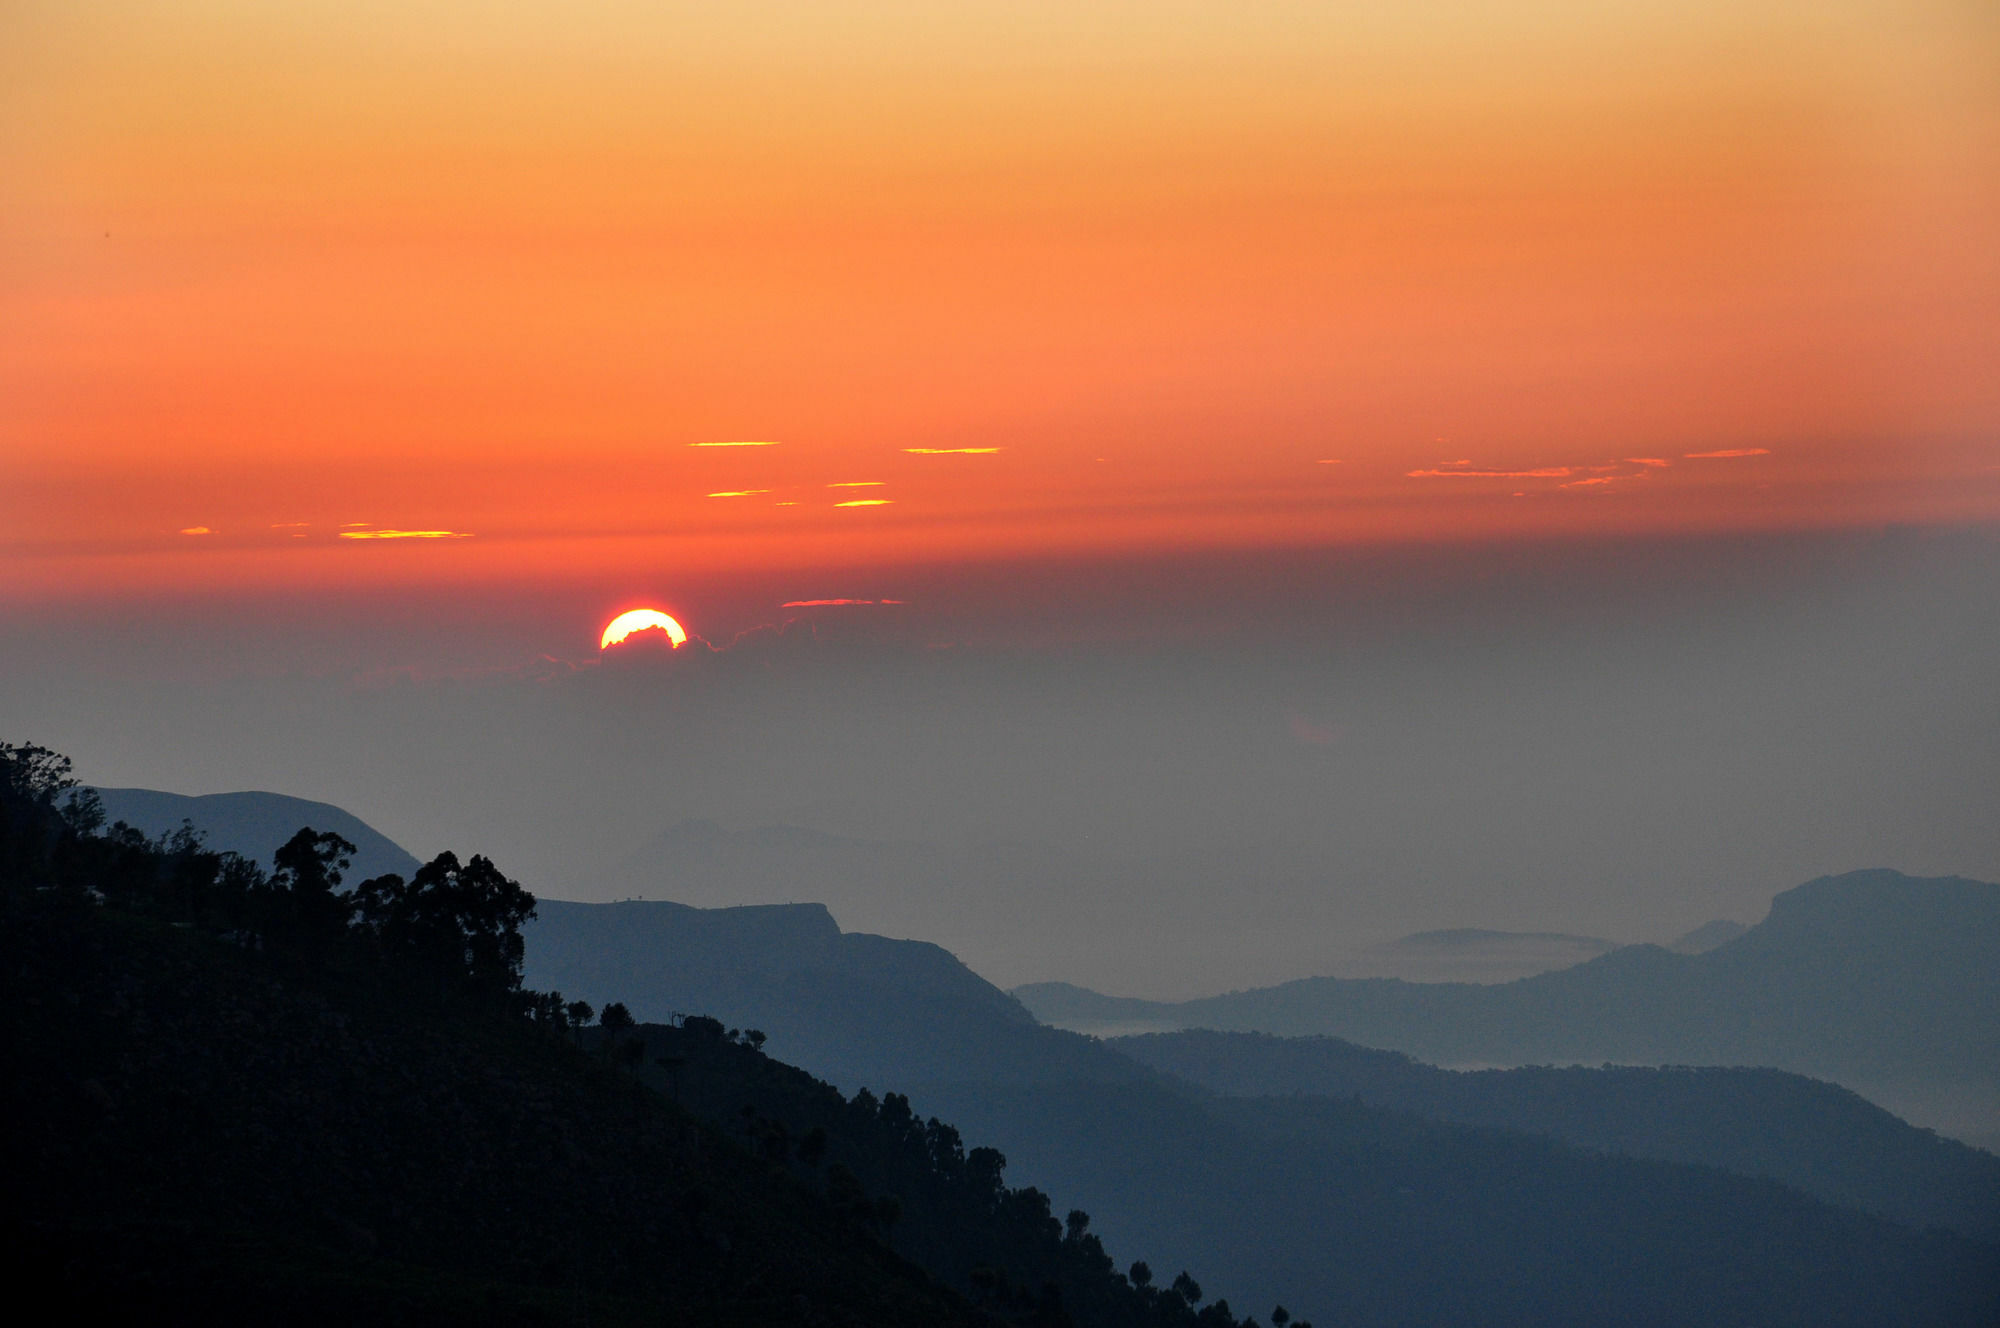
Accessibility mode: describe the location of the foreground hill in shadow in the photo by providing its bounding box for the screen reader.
[1113,1029,2000,1242]
[6,746,1250,1327]
[1017,870,2000,1107]
[6,890,972,1323]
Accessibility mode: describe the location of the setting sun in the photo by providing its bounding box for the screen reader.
[599,609,688,650]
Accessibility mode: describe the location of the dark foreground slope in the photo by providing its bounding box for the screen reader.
[3,893,987,1326]
[1113,1030,2000,1242]
[1016,870,2000,1097]
[3,749,1246,1328]
[609,1018,1275,1328]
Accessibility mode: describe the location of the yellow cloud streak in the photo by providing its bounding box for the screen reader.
[336,529,473,540]
[1408,466,1574,479]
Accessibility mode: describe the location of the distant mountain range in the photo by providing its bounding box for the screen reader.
[92,787,421,885]
[1667,917,1749,953]
[525,893,2000,1323]
[1340,927,1619,983]
[1015,870,2000,1124]
[82,785,2000,1322]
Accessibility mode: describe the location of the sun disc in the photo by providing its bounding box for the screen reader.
[600,608,688,650]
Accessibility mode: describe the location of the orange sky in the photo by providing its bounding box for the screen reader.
[4,0,1997,599]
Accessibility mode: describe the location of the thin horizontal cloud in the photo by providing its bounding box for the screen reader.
[903,447,1003,455]
[1408,465,1574,479]
[336,529,473,540]
[707,489,770,498]
[1316,459,1343,465]
[689,440,781,448]
[1624,457,1672,468]
[1559,476,1623,489]
[1685,448,1773,459]
[178,526,211,536]
[836,499,895,507]
[827,481,886,487]
[780,598,908,608]
[269,521,309,528]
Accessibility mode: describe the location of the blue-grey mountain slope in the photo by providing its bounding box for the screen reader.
[523,898,1148,1091]
[92,787,421,884]
[521,892,2000,1323]
[1016,869,2000,1100]
[1112,1028,2000,1242]
[1667,917,1749,953]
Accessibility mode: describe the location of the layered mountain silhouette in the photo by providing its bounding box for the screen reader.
[1112,1029,2000,1242]
[912,1076,1997,1328]
[12,765,1227,1326]
[1667,917,1749,953]
[596,820,1635,985]
[525,887,2000,1321]
[524,898,1147,1091]
[91,783,2000,1320]
[1016,869,2000,1101]
[91,787,421,885]
[1341,927,1617,983]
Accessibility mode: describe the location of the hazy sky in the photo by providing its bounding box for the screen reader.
[6,527,1995,996]
[3,3,1997,994]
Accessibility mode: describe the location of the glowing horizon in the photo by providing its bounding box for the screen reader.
[3,0,1996,601]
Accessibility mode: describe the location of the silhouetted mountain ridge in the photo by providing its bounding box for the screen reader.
[524,898,1132,1091]
[1016,869,2000,1105]
[523,884,2000,1324]
[7,746,1243,1327]
[1111,1029,2000,1242]
[1667,918,1748,953]
[91,786,421,885]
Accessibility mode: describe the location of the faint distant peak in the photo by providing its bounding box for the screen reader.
[89,786,420,885]
[1380,929,1618,954]
[1758,868,2000,937]
[1666,919,1749,954]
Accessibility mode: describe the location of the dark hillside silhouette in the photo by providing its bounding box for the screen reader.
[604,1016,1298,1328]
[4,743,1256,1327]
[22,753,1997,1323]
